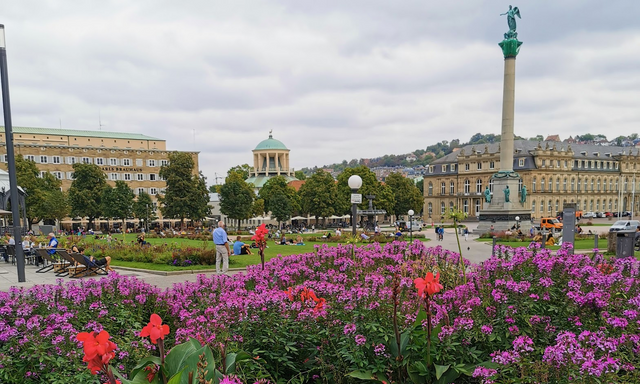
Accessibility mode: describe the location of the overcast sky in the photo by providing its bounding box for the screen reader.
[1,1,638,184]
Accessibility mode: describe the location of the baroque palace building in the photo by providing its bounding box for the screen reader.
[0,126,199,228]
[423,140,640,221]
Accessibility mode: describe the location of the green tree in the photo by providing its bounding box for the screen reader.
[158,152,210,227]
[385,172,424,218]
[68,163,108,229]
[252,198,265,217]
[228,164,252,180]
[299,170,337,225]
[38,189,70,225]
[219,171,255,231]
[16,155,44,226]
[133,191,158,229]
[269,190,293,228]
[416,178,424,195]
[294,170,307,180]
[102,180,135,230]
[258,176,300,214]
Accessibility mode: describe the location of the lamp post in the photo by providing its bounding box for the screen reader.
[515,216,520,230]
[348,175,362,236]
[408,209,414,243]
[0,25,25,282]
[146,204,149,233]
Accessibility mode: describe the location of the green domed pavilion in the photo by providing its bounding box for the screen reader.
[246,133,297,189]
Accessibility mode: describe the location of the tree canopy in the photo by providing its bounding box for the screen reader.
[133,191,158,228]
[68,163,108,228]
[385,172,424,217]
[158,152,210,227]
[219,171,255,230]
[298,170,337,222]
[335,166,395,216]
[258,176,299,215]
[102,181,135,226]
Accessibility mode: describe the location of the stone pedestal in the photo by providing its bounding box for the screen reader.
[476,176,531,234]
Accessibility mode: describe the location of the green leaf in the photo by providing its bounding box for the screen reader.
[413,309,427,329]
[224,351,252,374]
[346,370,379,381]
[129,356,162,379]
[434,364,450,380]
[167,370,184,384]
[164,338,202,378]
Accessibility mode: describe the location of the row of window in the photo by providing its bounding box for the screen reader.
[43,171,163,182]
[426,198,623,216]
[531,199,618,213]
[531,176,637,193]
[2,155,168,167]
[427,179,523,195]
[428,158,624,174]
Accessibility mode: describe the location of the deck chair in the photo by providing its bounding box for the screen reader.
[57,250,88,278]
[35,249,55,273]
[54,249,79,277]
[40,249,69,276]
[69,253,108,278]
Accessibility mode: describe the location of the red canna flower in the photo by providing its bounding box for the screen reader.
[76,330,117,375]
[284,287,294,301]
[251,223,269,244]
[140,314,171,344]
[414,272,443,298]
[313,297,326,313]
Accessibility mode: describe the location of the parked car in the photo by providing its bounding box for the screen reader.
[609,220,640,232]
[604,212,613,217]
[595,212,605,218]
[582,212,597,219]
[536,217,563,232]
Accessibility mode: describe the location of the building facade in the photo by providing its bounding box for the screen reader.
[0,126,199,227]
[423,140,640,221]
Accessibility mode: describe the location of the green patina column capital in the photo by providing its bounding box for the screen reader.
[499,38,523,58]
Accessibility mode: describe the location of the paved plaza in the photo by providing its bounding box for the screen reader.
[0,221,613,292]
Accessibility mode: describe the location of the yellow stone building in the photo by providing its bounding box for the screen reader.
[423,140,640,221]
[0,126,199,228]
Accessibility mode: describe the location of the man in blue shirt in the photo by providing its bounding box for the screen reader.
[232,235,252,255]
[212,221,230,274]
[47,233,58,255]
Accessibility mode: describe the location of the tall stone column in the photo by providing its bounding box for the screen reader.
[476,31,530,234]
[500,57,516,173]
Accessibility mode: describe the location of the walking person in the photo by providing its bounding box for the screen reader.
[213,221,230,274]
[463,227,469,241]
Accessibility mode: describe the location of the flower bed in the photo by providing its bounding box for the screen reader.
[0,242,639,383]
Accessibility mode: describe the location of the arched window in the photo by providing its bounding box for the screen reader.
[625,177,629,192]
[450,181,455,194]
[428,182,433,196]
[532,200,536,213]
[556,177,560,191]
[519,178,523,192]
[428,203,433,216]
[441,182,446,194]
[476,179,482,194]
[541,178,546,192]
[609,199,612,210]
[548,200,552,212]
[597,178,601,191]
[449,202,454,211]
[441,202,446,214]
[563,178,567,191]
[590,200,594,211]
[596,199,600,211]
[616,179,619,191]
[584,200,587,211]
[475,199,480,215]
[532,177,537,192]
[464,179,470,194]
[604,179,607,191]
[555,200,559,212]
[590,178,594,192]
[584,179,588,191]
[463,199,469,214]
[571,178,575,192]
[489,179,494,192]
[614,199,618,211]
[610,178,613,191]
[548,178,553,192]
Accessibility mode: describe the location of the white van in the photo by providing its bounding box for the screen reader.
[609,220,640,232]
